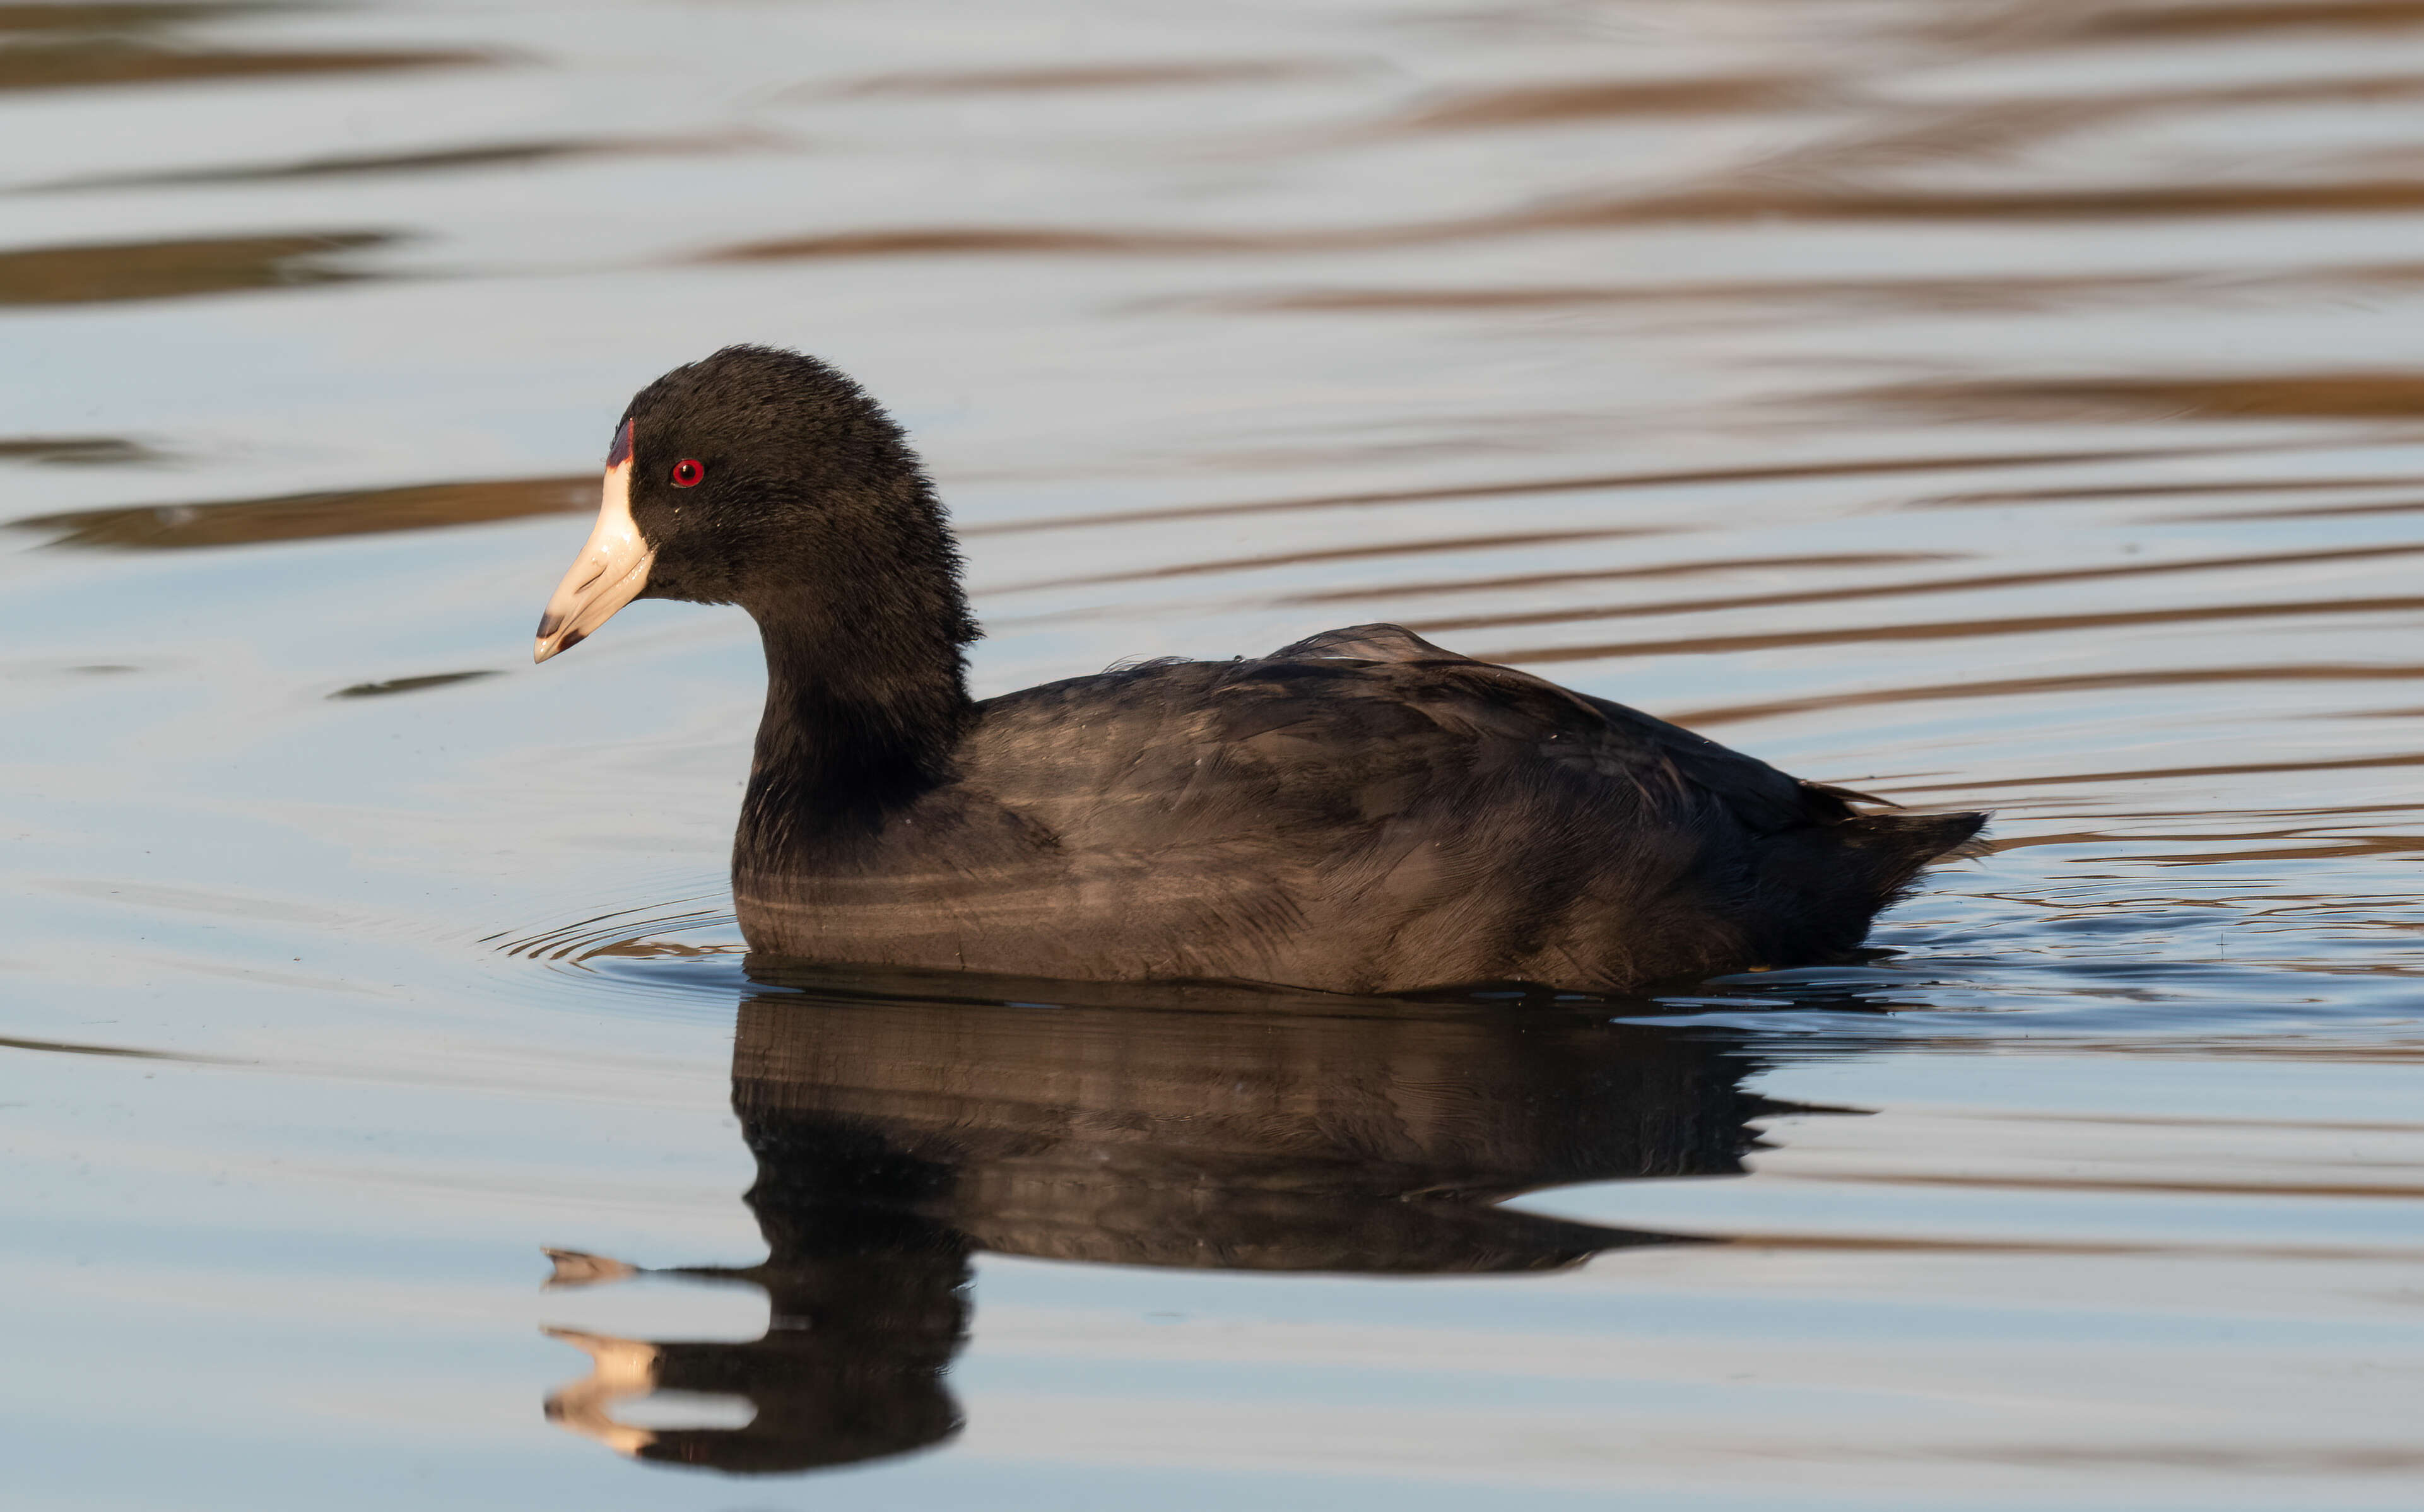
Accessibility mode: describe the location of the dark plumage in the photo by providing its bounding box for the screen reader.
[537,344,1986,993]
[542,982,1772,1472]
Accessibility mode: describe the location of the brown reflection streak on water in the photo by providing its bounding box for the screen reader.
[957,445,2280,537]
[1282,553,1958,608]
[329,671,498,700]
[2164,495,2424,522]
[25,137,717,192]
[1866,372,2424,423]
[1671,664,2424,728]
[831,59,1335,95]
[1388,73,1827,130]
[705,183,2424,269]
[0,1031,206,1061]
[0,231,394,306]
[1921,749,2424,793]
[0,4,268,28]
[18,475,590,548]
[1412,542,2424,638]
[0,435,167,465]
[2085,1,2424,35]
[1471,595,2424,668]
[0,12,485,93]
[1640,179,2424,221]
[1197,269,2247,315]
[1917,473,2424,508]
[2117,836,2424,863]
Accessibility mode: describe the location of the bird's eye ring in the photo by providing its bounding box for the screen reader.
[671,459,705,488]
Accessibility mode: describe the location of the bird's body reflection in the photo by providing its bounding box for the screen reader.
[544,966,1796,1475]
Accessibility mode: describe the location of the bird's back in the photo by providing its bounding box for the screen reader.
[736,625,1984,992]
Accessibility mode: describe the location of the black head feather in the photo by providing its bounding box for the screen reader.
[618,346,980,818]
[618,345,977,654]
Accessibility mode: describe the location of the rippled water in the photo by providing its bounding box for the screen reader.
[4,1,2423,1506]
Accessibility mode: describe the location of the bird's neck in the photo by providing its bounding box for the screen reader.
[738,594,975,867]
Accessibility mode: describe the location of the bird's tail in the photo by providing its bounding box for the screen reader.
[1838,809,1991,903]
[1747,807,1989,966]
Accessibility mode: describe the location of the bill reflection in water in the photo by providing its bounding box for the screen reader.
[539,971,1808,1475]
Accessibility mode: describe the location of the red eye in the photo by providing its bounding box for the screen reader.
[670,458,705,488]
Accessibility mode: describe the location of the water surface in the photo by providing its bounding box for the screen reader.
[3,1,2422,1507]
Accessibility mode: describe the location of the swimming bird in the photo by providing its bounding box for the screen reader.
[534,345,1984,993]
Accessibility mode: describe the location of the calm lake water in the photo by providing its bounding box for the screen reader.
[5,1,2424,1506]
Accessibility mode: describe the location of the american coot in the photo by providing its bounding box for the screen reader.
[535,345,1984,993]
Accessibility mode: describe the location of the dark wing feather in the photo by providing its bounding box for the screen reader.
[1261,622,1856,835]
[868,624,1982,988]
